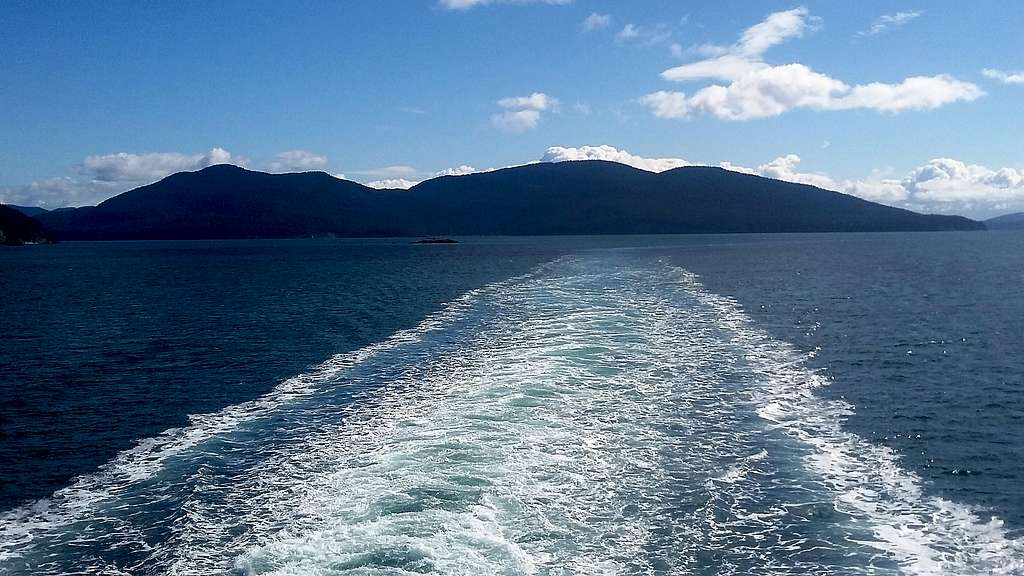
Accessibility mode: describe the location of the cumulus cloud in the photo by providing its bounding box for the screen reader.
[857,11,923,37]
[438,0,570,9]
[2,147,245,207]
[582,12,610,32]
[365,178,420,190]
[492,92,558,132]
[434,165,478,176]
[982,68,1024,85]
[533,144,1024,215]
[362,165,482,189]
[82,147,238,183]
[541,145,690,172]
[721,153,838,189]
[265,150,329,173]
[900,158,1024,204]
[644,8,982,121]
[1,147,329,208]
[720,153,1024,214]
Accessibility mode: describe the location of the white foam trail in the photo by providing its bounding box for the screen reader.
[2,256,1021,576]
[676,265,1024,575]
[0,263,553,565]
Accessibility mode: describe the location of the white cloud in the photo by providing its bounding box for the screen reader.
[265,150,328,173]
[537,148,1024,215]
[582,12,610,32]
[362,165,481,189]
[438,0,570,9]
[3,147,245,206]
[982,68,1024,85]
[645,8,982,121]
[541,145,690,172]
[719,153,1024,214]
[497,93,558,111]
[0,147,338,207]
[901,158,1024,204]
[730,153,838,189]
[0,177,124,208]
[81,147,238,183]
[434,165,478,176]
[734,6,817,56]
[857,11,923,37]
[492,109,542,132]
[365,178,420,189]
[616,23,640,41]
[615,23,672,47]
[350,165,418,178]
[832,75,983,112]
[492,92,558,132]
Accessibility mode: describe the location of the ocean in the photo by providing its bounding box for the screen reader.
[0,233,1021,575]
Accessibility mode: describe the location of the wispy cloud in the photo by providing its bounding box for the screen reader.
[615,23,673,47]
[856,10,923,37]
[581,12,610,32]
[348,165,419,179]
[982,68,1024,85]
[438,0,570,10]
[642,8,981,121]
[265,150,328,173]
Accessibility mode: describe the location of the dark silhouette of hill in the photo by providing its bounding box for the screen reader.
[8,205,49,217]
[985,213,1024,230]
[0,204,53,245]
[37,162,983,240]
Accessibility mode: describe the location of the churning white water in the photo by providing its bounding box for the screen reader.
[1,255,1021,575]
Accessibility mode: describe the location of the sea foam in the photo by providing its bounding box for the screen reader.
[1,256,1021,575]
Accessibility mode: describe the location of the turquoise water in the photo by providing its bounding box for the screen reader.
[1,234,1022,574]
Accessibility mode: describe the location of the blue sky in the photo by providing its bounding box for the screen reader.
[1,0,1022,217]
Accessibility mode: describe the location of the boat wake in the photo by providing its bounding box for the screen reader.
[1,255,1020,575]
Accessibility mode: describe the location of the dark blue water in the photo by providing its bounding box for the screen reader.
[0,239,564,509]
[1,233,1021,574]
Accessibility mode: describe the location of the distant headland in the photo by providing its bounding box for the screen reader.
[6,161,985,242]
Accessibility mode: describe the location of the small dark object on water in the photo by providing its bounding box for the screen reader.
[414,238,458,244]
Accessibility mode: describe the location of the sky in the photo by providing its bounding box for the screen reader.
[1,0,1022,218]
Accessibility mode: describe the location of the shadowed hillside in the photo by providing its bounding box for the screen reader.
[38,162,984,240]
[0,204,52,245]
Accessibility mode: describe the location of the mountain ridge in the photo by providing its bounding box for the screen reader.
[36,161,984,240]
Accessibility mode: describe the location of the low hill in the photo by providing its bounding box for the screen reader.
[985,213,1024,230]
[37,162,984,240]
[0,205,53,245]
[8,205,49,217]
